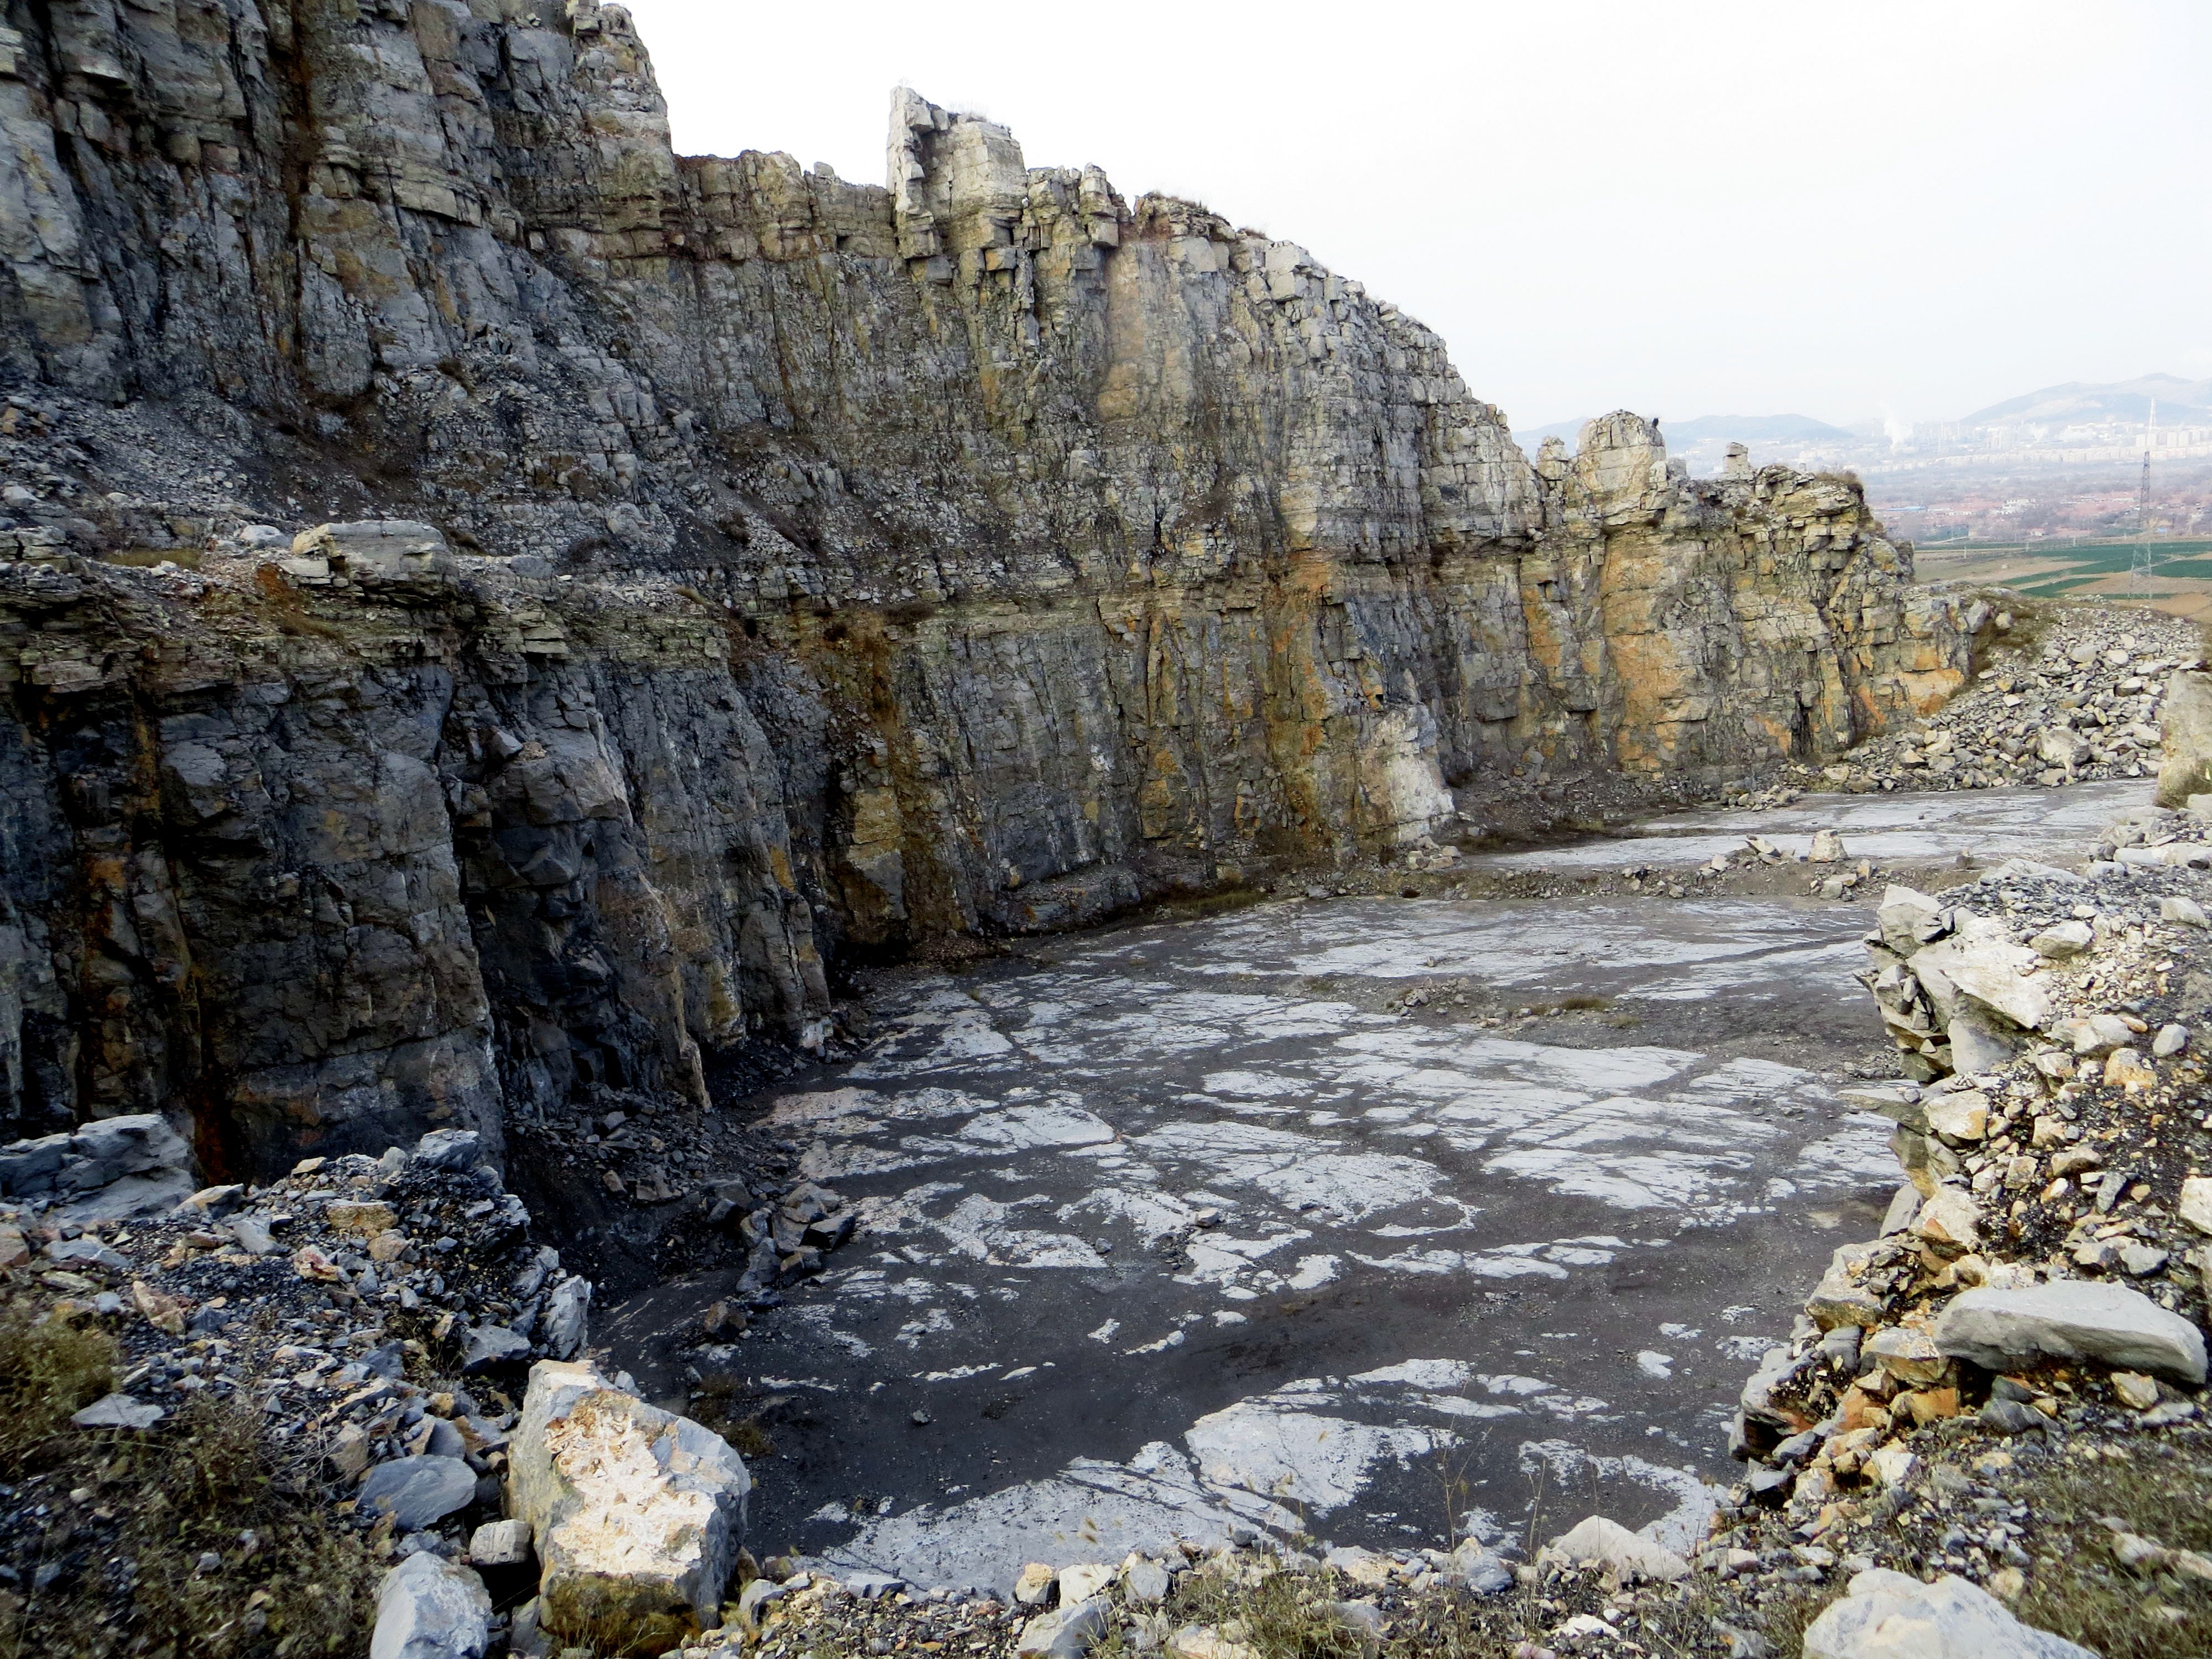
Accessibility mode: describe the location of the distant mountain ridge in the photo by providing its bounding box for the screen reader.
[1516,412,1857,451]
[1959,372,2212,428]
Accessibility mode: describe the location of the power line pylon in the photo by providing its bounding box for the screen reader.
[2130,398,2156,598]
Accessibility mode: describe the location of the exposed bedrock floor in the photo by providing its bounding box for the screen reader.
[602,780,2151,1595]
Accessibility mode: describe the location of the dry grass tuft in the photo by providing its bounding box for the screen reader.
[2007,1442,2212,1659]
[0,1298,117,1475]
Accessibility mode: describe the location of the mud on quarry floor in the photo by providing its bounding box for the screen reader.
[601,780,2152,1598]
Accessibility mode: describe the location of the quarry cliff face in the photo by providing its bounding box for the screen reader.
[0,0,1979,1170]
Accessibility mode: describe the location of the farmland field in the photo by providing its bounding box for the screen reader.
[1910,536,2212,621]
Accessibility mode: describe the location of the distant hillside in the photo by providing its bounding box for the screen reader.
[1960,373,2212,427]
[1516,413,1856,451]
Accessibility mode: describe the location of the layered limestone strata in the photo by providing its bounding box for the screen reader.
[0,0,1979,1168]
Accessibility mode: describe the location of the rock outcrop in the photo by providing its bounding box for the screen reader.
[0,1,1975,1170]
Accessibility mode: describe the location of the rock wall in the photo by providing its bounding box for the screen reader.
[0,0,1978,1170]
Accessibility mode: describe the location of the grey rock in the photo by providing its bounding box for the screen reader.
[1978,1398,2047,1434]
[540,1276,591,1361]
[369,1551,492,1659]
[70,1392,165,1430]
[1934,1279,2208,1384]
[226,1215,278,1256]
[1121,1559,1172,1606]
[359,1456,480,1530]
[1802,1567,2093,1658]
[1016,1597,1109,1658]
[460,1323,531,1373]
[411,1130,483,1171]
[44,1234,127,1271]
[467,1517,530,1567]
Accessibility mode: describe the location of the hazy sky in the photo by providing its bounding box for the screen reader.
[622,1,2211,431]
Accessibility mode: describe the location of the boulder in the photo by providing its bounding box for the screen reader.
[1538,1515,1688,1581]
[1908,932,2049,1032]
[2156,669,2212,807]
[360,1456,480,1531]
[370,1552,492,1659]
[1933,1280,2208,1384]
[292,520,454,581]
[1802,1567,2094,1659]
[508,1359,750,1655]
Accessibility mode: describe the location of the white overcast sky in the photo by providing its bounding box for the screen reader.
[621,0,2211,432]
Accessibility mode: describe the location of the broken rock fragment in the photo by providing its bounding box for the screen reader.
[369,1551,492,1659]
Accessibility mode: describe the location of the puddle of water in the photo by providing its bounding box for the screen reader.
[605,781,2142,1592]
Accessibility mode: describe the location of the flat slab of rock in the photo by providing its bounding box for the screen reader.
[370,1550,491,1659]
[1802,1567,2094,1658]
[360,1455,480,1530]
[509,1359,749,1655]
[70,1392,164,1430]
[1934,1279,2208,1384]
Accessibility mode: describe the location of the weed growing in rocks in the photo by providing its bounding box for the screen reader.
[2006,1437,2212,1658]
[0,1297,116,1472]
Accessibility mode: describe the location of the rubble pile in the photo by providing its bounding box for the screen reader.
[1824,604,2204,796]
[0,1102,879,1658]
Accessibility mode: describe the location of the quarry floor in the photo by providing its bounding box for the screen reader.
[602,778,2150,1596]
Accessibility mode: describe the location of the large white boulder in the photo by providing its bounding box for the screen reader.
[1537,1515,1688,1581]
[1802,1567,2094,1658]
[1934,1279,2207,1384]
[508,1360,750,1655]
[370,1552,492,1659]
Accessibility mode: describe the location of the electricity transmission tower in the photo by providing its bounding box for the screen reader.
[2130,399,2157,598]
